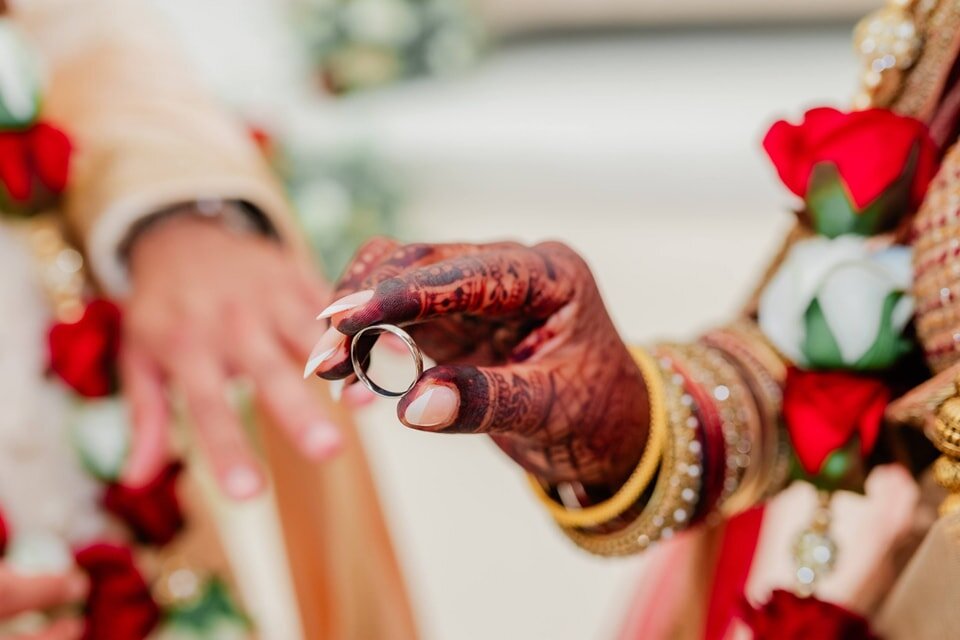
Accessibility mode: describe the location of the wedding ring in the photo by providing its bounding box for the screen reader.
[350,324,424,398]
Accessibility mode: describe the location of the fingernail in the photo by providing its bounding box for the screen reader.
[404,385,459,427]
[225,466,262,499]
[66,573,89,601]
[317,290,375,319]
[303,422,342,458]
[343,382,377,407]
[303,327,346,379]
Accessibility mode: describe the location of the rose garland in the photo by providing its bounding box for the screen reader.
[0,18,247,638]
[759,106,936,486]
[751,105,938,631]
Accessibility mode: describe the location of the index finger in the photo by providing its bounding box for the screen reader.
[324,242,579,336]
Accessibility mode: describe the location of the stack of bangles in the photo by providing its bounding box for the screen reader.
[528,321,789,556]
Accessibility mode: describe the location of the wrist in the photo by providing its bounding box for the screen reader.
[124,200,274,268]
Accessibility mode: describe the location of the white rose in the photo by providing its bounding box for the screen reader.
[71,396,131,481]
[0,21,42,127]
[758,235,914,369]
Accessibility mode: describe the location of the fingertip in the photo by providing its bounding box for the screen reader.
[121,441,165,489]
[301,422,343,460]
[304,327,347,378]
[316,289,375,319]
[399,382,460,430]
[223,465,265,500]
[342,381,376,407]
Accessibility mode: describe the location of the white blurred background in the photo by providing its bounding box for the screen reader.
[149,1,869,637]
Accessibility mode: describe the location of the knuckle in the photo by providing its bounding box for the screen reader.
[358,235,398,253]
[533,240,578,262]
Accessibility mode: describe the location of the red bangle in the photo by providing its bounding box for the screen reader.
[657,346,725,522]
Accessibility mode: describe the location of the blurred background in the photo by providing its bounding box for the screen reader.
[147,0,874,637]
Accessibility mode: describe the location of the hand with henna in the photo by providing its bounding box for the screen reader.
[306,238,649,491]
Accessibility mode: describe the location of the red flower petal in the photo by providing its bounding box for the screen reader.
[28,122,72,194]
[763,107,938,210]
[0,131,32,202]
[103,462,184,546]
[783,368,889,475]
[74,543,160,640]
[48,299,122,397]
[739,590,879,639]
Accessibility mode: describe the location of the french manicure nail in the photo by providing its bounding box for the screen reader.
[303,423,342,458]
[225,466,262,499]
[316,290,375,319]
[303,328,346,379]
[404,385,459,427]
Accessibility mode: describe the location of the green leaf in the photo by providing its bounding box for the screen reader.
[805,149,915,238]
[788,438,867,493]
[801,292,913,371]
[805,163,861,238]
[164,577,250,632]
[853,291,913,370]
[70,398,130,482]
[801,298,845,369]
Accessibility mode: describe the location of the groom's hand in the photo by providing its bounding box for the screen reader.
[121,212,342,499]
[0,564,87,639]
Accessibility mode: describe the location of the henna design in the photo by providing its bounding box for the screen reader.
[327,240,648,489]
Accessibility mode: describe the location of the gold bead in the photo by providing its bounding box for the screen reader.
[933,397,960,456]
[933,455,960,491]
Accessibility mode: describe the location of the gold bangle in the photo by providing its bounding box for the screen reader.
[526,346,667,528]
[560,352,702,556]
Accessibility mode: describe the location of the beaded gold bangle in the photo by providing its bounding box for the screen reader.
[664,343,759,516]
[560,354,703,556]
[703,327,789,501]
[527,346,667,528]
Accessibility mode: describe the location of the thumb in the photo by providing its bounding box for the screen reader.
[398,363,554,435]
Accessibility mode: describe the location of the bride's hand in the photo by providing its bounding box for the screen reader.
[309,239,648,489]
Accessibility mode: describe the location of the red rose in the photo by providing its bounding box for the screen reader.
[0,121,72,206]
[783,368,889,476]
[48,299,122,397]
[75,543,160,640]
[763,107,937,211]
[104,462,184,546]
[739,590,879,639]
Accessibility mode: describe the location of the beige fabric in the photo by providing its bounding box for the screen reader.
[10,0,302,295]
[876,509,960,639]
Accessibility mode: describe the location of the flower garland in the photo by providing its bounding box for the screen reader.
[759,106,936,487]
[0,18,247,638]
[751,104,938,628]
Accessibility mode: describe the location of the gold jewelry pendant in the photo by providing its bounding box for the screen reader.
[853,0,922,108]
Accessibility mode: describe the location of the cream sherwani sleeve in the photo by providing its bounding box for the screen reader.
[9,0,301,295]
